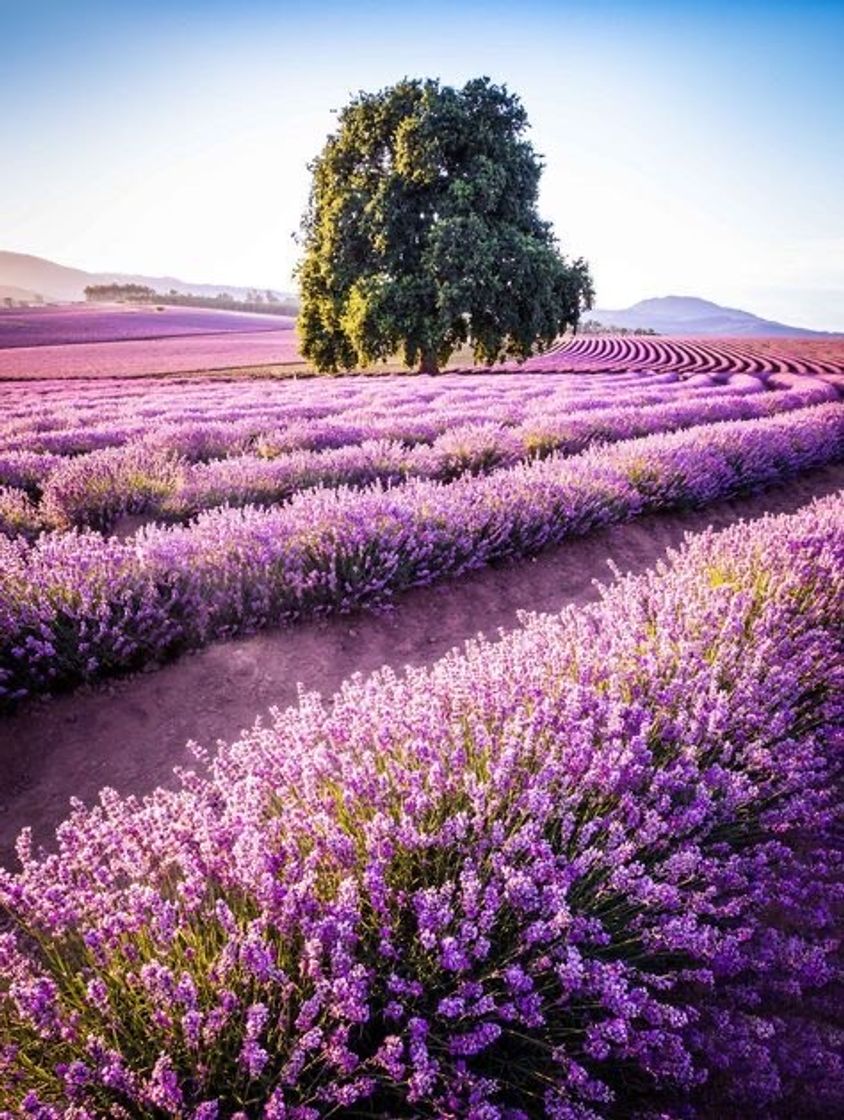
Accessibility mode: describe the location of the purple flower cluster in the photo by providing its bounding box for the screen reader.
[39,443,184,531]
[1,495,841,1117]
[0,486,46,541]
[0,450,62,492]
[1,402,841,706]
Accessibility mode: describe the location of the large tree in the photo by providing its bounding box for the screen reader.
[296,77,593,373]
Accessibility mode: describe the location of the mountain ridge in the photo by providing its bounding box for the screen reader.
[588,295,841,338]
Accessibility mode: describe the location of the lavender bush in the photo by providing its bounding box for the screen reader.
[172,384,833,523]
[40,445,185,531]
[0,495,841,1117]
[0,486,47,541]
[0,451,62,494]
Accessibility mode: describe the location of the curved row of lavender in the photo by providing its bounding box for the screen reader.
[1,403,841,708]
[0,371,755,459]
[0,381,757,472]
[0,381,835,539]
[2,494,841,1117]
[496,332,844,378]
[2,371,717,524]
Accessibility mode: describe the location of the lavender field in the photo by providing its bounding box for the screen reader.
[1,360,843,1118]
[0,305,296,348]
[4,0,843,1111]
[0,305,301,378]
[3,303,844,381]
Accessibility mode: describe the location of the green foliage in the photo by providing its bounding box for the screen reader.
[297,77,594,373]
[579,319,659,336]
[84,283,157,301]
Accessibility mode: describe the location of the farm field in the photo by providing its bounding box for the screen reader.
[1,352,843,1117]
[1,359,842,704]
[5,0,843,1110]
[0,303,296,347]
[0,303,301,378]
[515,332,844,377]
[2,301,844,380]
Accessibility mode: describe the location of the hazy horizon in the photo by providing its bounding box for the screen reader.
[3,0,843,330]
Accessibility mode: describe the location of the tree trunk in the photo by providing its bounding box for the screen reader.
[419,348,439,375]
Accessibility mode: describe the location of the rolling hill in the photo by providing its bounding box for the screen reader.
[587,296,840,338]
[0,251,292,305]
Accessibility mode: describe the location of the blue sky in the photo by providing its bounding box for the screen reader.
[2,0,842,328]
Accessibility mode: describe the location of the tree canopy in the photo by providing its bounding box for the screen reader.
[296,77,594,373]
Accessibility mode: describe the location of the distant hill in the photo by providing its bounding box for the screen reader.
[0,251,294,305]
[587,296,841,338]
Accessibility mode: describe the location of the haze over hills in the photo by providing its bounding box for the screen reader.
[0,251,292,305]
[3,252,840,339]
[588,296,841,338]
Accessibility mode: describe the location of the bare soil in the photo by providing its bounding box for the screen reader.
[1,463,842,866]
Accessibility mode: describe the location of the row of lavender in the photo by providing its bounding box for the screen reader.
[0,380,835,539]
[0,367,737,430]
[0,366,689,424]
[1,403,841,707]
[0,370,760,459]
[507,331,844,378]
[0,377,765,495]
[0,377,753,468]
[2,494,841,1117]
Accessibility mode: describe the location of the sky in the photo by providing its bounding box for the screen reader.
[2,0,843,329]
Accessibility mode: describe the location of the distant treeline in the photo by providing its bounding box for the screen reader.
[3,294,45,309]
[578,319,659,336]
[84,284,299,317]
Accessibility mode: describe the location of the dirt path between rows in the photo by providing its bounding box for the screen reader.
[2,463,842,866]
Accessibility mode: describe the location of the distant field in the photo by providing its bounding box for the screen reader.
[1,304,843,379]
[508,333,844,377]
[724,336,844,366]
[0,304,296,347]
[0,330,305,378]
[0,303,300,377]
